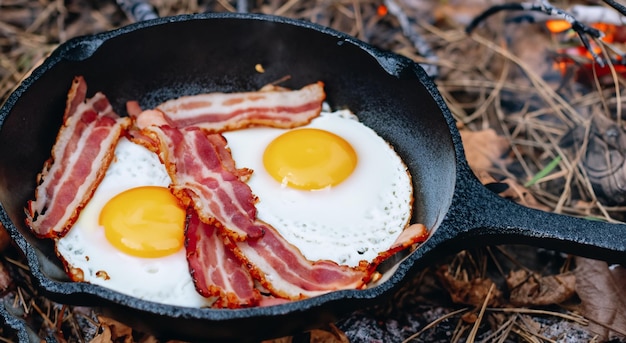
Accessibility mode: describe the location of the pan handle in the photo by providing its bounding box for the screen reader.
[442,173,626,264]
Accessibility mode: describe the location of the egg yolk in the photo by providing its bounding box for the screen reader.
[263,128,357,190]
[99,186,186,258]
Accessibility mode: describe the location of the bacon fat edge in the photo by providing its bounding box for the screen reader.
[26,76,131,238]
[228,221,368,299]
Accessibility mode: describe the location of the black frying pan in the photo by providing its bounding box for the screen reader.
[0,12,625,342]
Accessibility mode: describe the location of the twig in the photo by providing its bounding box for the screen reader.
[461,53,511,124]
[402,307,470,343]
[466,3,526,33]
[450,319,468,342]
[383,0,439,78]
[467,283,495,342]
[4,256,29,271]
[479,313,518,342]
[16,287,28,314]
[517,315,558,342]
[487,307,589,325]
[216,0,237,13]
[352,0,364,40]
[31,300,56,329]
[511,324,549,342]
[55,0,67,43]
[466,1,605,66]
[570,4,626,26]
[237,0,249,13]
[115,0,158,22]
[470,33,582,127]
[275,0,302,17]
[597,42,622,126]
[603,0,626,17]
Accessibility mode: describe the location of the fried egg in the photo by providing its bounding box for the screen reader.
[222,109,413,267]
[55,107,412,306]
[55,138,214,307]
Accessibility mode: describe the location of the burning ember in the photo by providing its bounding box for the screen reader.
[547,19,626,86]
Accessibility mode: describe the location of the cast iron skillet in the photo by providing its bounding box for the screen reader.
[0,12,625,342]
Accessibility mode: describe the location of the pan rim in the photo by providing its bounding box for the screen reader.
[0,10,461,337]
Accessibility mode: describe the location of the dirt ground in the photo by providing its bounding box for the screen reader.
[2,0,626,342]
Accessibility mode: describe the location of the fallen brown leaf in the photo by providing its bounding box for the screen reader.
[575,257,626,341]
[90,316,188,343]
[497,178,552,212]
[90,324,113,343]
[436,266,502,307]
[262,324,349,343]
[460,128,510,172]
[0,259,12,295]
[91,316,134,343]
[309,323,350,343]
[506,269,576,306]
[461,311,478,324]
[475,170,552,212]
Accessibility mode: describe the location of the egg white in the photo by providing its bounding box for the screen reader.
[222,109,413,267]
[55,108,413,305]
[55,138,214,308]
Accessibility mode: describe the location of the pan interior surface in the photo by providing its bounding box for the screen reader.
[0,13,457,339]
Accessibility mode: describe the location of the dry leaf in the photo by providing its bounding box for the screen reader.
[497,178,552,212]
[309,323,350,343]
[575,257,626,341]
[461,311,478,324]
[89,317,186,343]
[262,324,349,343]
[506,269,576,306]
[436,266,502,307]
[475,170,552,212]
[460,129,510,172]
[91,316,134,343]
[0,259,12,295]
[90,325,113,343]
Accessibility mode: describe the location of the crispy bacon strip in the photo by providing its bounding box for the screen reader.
[228,221,368,299]
[390,223,429,250]
[235,223,427,300]
[143,125,369,298]
[142,125,263,241]
[130,82,325,132]
[367,223,429,276]
[26,76,131,238]
[186,211,261,308]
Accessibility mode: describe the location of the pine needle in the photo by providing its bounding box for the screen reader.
[402,308,470,343]
[524,155,563,187]
[487,307,589,326]
[467,283,496,342]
